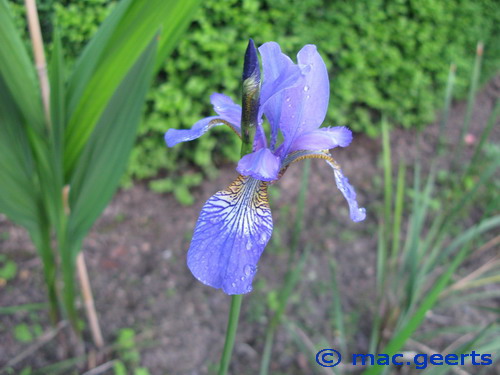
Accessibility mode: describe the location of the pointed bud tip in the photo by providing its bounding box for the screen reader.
[243,39,260,82]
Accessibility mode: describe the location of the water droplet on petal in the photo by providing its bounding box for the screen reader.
[240,276,245,281]
[286,97,291,102]
[306,95,310,99]
[246,241,253,250]
[210,216,221,224]
[244,264,255,277]
[231,282,236,288]
[303,85,309,91]
[258,232,267,245]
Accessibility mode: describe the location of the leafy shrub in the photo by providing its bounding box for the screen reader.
[9,0,500,197]
[132,0,499,194]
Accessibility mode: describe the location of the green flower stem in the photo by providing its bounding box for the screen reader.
[218,39,261,375]
[218,294,243,375]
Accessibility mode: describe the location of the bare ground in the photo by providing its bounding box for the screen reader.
[0,76,499,375]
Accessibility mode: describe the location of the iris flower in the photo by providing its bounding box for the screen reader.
[165,41,366,295]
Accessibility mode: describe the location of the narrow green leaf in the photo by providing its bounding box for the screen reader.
[0,76,40,234]
[49,26,66,164]
[362,243,470,375]
[422,325,496,375]
[439,215,500,261]
[329,260,347,356]
[416,324,489,341]
[153,0,201,72]
[260,249,310,375]
[0,0,44,129]
[369,224,385,354]
[381,118,392,238]
[376,223,386,295]
[456,42,483,166]
[437,63,456,155]
[67,38,158,249]
[390,162,406,261]
[66,0,133,115]
[467,98,500,173]
[440,289,500,307]
[0,303,47,315]
[64,0,200,177]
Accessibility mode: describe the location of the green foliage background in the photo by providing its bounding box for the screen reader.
[9,0,500,202]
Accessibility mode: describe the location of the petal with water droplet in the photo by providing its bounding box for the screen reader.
[187,175,273,295]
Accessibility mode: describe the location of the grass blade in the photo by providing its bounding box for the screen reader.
[362,242,470,375]
[456,42,483,167]
[437,64,456,155]
[390,162,406,261]
[260,160,311,375]
[381,118,392,238]
[260,249,309,375]
[0,303,48,315]
[329,260,347,357]
[466,98,500,173]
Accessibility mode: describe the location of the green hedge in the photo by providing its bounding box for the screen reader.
[9,0,500,202]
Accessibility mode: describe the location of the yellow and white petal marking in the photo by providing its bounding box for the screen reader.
[187,175,273,295]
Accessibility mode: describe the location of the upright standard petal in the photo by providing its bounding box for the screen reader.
[211,93,242,128]
[289,126,353,152]
[327,161,366,222]
[279,45,330,157]
[236,148,280,181]
[259,42,302,150]
[187,175,273,295]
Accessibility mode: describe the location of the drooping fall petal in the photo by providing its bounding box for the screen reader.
[327,161,367,222]
[187,175,273,295]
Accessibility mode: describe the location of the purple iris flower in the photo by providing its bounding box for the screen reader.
[165,41,366,295]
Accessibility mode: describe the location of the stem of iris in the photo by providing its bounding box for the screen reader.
[218,39,261,375]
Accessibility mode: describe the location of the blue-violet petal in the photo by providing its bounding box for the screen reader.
[279,45,330,156]
[165,116,223,147]
[210,93,242,128]
[289,126,353,152]
[327,161,366,222]
[187,176,273,295]
[237,148,281,182]
[259,42,302,150]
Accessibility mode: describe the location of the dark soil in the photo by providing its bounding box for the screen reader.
[0,76,499,375]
